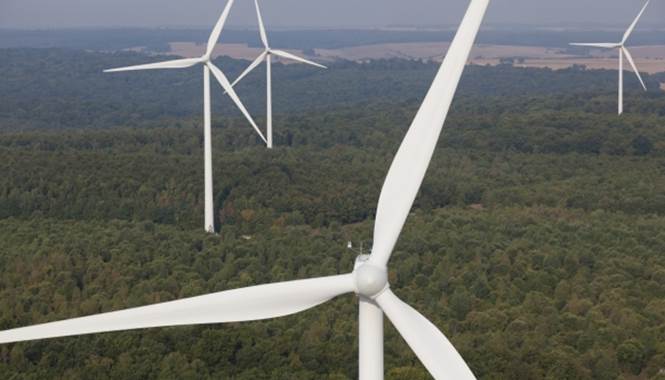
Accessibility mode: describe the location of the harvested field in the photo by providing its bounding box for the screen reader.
[167,41,665,74]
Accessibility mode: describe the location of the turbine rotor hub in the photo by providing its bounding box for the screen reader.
[353,263,388,298]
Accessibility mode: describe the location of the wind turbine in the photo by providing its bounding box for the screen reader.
[229,0,327,149]
[570,0,650,115]
[0,0,491,378]
[105,0,267,234]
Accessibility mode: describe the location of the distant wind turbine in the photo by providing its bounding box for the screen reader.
[229,0,327,149]
[105,0,266,234]
[570,0,650,115]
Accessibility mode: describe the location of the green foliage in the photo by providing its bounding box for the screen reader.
[617,339,647,375]
[632,135,653,156]
[0,49,661,131]
[0,49,664,378]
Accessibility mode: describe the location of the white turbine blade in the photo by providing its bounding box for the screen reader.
[623,0,650,44]
[206,0,235,56]
[271,50,328,69]
[255,0,270,48]
[207,62,268,144]
[569,43,620,49]
[0,274,355,344]
[229,51,268,89]
[376,289,475,380]
[622,47,647,91]
[369,0,490,268]
[104,58,203,73]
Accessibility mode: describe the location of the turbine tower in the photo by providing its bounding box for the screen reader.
[570,0,650,115]
[105,0,266,234]
[0,0,491,378]
[230,0,327,149]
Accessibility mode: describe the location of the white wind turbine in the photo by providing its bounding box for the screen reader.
[570,0,650,115]
[0,0,491,378]
[105,0,267,234]
[229,0,327,149]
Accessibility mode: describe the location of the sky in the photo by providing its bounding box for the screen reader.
[0,0,663,29]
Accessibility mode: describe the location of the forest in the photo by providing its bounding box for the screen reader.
[0,47,664,379]
[1,48,660,131]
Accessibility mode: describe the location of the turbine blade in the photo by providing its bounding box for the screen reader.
[229,51,268,89]
[622,47,647,91]
[206,0,235,56]
[369,0,490,268]
[104,58,202,73]
[207,62,267,144]
[623,0,650,44]
[255,0,270,48]
[376,289,476,380]
[0,274,355,344]
[271,50,327,69]
[569,43,620,49]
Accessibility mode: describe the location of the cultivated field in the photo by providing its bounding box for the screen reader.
[170,42,263,60]
[169,41,665,75]
[315,42,665,74]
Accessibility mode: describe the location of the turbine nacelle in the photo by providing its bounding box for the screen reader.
[353,262,389,298]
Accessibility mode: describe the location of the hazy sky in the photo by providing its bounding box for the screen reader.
[1,0,663,29]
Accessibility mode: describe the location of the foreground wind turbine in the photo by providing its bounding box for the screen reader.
[105,0,266,234]
[229,0,327,148]
[0,0,491,378]
[570,0,650,115]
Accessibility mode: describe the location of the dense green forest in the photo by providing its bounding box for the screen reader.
[0,48,665,379]
[0,49,661,131]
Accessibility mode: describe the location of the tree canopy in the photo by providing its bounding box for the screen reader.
[1,48,664,379]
